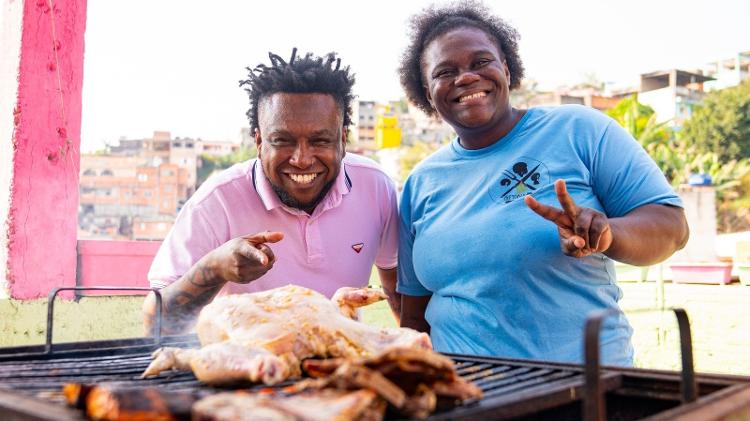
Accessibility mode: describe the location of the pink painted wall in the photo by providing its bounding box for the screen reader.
[77,240,160,295]
[8,0,87,299]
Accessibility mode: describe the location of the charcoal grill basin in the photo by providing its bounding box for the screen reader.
[1,335,749,420]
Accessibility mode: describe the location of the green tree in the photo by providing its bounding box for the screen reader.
[677,150,750,232]
[606,94,670,147]
[681,78,750,162]
[399,141,443,182]
[574,72,605,92]
[510,79,540,108]
[197,145,257,186]
[607,94,750,232]
[606,94,677,179]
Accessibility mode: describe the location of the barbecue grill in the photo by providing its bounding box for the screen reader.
[1,287,749,421]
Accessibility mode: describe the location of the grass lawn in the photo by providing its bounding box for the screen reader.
[361,268,398,329]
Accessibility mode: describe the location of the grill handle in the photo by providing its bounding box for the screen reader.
[583,307,697,421]
[45,286,163,354]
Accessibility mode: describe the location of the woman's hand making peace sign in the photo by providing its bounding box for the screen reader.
[524,179,613,258]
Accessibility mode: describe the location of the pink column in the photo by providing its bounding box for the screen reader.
[8,0,87,299]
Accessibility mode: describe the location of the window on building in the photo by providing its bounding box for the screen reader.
[137,173,148,182]
[82,169,96,176]
[144,190,152,197]
[100,169,114,176]
[154,142,169,152]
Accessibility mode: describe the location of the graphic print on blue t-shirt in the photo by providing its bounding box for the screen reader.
[488,156,550,204]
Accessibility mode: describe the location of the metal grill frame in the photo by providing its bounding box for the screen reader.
[0,336,595,421]
[2,337,749,421]
[1,286,749,420]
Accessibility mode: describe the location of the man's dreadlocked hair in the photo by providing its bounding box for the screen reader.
[240,48,356,134]
[398,0,524,116]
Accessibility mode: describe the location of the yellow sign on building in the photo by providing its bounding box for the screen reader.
[375,115,401,149]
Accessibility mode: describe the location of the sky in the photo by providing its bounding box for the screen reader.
[80,0,750,152]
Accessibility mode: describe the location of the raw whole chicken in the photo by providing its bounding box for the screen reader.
[143,285,432,385]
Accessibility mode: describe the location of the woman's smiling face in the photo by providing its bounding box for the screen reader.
[421,26,512,134]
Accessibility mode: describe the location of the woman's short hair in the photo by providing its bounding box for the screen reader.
[398,0,525,116]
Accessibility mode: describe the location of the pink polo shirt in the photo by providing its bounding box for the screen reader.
[148,153,398,298]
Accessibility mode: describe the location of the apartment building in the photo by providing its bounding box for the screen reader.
[201,139,241,157]
[703,50,750,91]
[353,100,377,145]
[351,100,453,151]
[637,69,714,128]
[79,155,190,240]
[79,131,241,240]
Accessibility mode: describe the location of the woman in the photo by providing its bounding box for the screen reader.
[396,1,689,366]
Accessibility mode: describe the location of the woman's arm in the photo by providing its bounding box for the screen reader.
[400,294,432,333]
[604,203,688,266]
[525,180,689,266]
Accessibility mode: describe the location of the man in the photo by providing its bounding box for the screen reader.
[143,49,400,334]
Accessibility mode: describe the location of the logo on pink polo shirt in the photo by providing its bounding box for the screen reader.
[351,243,364,253]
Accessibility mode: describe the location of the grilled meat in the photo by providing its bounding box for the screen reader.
[67,286,477,421]
[81,385,195,421]
[143,285,431,385]
[189,346,481,420]
[193,389,386,421]
[293,347,483,419]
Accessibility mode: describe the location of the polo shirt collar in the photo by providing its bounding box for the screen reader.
[252,158,352,214]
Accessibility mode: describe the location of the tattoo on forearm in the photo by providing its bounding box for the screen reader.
[185,263,221,288]
[166,287,220,314]
[162,265,223,331]
[161,274,223,332]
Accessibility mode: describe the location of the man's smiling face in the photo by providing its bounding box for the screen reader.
[255,92,346,213]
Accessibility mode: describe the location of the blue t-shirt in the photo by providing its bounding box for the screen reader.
[397,105,683,366]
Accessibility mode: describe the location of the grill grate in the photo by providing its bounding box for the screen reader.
[2,290,748,420]
[0,336,590,420]
[455,360,580,400]
[2,337,749,421]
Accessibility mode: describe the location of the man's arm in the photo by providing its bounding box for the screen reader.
[400,294,431,334]
[143,231,284,335]
[377,267,401,324]
[143,259,226,335]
